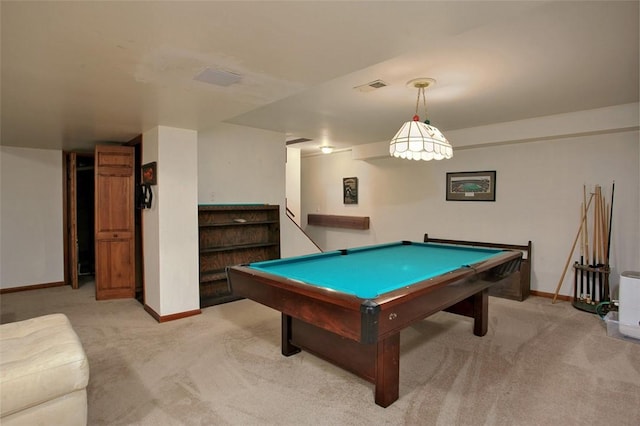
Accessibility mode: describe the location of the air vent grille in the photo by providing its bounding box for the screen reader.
[354,79,388,92]
[286,138,313,145]
[194,68,242,86]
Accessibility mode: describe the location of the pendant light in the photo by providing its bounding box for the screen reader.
[389,78,453,161]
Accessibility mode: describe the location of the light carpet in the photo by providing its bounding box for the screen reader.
[1,281,639,425]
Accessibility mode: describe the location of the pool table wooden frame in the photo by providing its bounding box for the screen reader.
[227,241,522,407]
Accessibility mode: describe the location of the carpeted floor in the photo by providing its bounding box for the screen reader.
[1,280,639,425]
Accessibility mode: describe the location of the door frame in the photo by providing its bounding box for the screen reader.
[63,136,143,296]
[63,151,94,289]
[124,135,145,303]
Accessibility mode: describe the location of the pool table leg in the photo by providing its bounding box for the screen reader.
[281,313,301,356]
[374,333,400,408]
[473,288,489,336]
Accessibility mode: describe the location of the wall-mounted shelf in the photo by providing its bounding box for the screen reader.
[307,214,370,230]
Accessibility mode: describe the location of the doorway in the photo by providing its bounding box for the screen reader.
[76,155,95,278]
[63,137,144,300]
[63,151,95,289]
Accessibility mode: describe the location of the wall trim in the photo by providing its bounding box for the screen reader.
[0,281,65,294]
[530,290,571,302]
[143,304,201,323]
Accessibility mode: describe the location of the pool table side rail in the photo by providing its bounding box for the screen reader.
[371,250,522,340]
[424,234,532,301]
[227,266,366,341]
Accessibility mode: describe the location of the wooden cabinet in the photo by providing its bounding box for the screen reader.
[198,204,280,307]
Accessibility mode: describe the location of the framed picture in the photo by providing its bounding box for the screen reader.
[142,162,157,185]
[446,171,496,201]
[343,177,358,204]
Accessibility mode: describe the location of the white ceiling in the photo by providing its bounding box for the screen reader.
[1,1,638,154]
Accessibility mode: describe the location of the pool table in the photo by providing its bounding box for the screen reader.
[227,241,521,407]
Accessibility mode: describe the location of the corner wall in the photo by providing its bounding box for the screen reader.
[142,126,199,318]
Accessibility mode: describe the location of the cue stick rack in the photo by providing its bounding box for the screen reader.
[571,183,614,313]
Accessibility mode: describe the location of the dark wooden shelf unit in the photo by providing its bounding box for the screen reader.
[198,204,280,307]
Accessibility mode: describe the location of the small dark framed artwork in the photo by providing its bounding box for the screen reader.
[343,177,358,204]
[142,162,157,185]
[446,171,496,201]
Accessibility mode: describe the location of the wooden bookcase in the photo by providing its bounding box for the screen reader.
[198,204,280,307]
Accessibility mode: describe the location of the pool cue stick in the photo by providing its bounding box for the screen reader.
[574,261,578,301]
[599,192,609,301]
[603,201,610,299]
[579,255,584,300]
[580,201,585,299]
[552,192,594,303]
[582,186,590,300]
[600,199,606,301]
[597,192,603,301]
[603,209,608,301]
[599,188,608,301]
[600,189,607,265]
[592,186,599,302]
[599,188,606,298]
[606,181,615,263]
[604,181,615,301]
[603,203,610,264]
[596,185,603,298]
[592,185,600,266]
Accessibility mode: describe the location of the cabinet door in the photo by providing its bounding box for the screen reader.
[94,145,135,300]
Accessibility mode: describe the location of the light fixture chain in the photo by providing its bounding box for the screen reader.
[414,86,428,120]
[422,87,428,119]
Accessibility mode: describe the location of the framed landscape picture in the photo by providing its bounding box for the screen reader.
[446,171,496,201]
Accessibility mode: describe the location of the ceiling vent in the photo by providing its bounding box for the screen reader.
[354,79,388,93]
[286,137,313,145]
[194,68,242,86]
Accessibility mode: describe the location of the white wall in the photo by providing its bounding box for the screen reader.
[2,112,634,303]
[198,123,317,258]
[301,108,639,298]
[0,147,63,289]
[142,126,200,317]
[142,127,160,308]
[286,147,302,226]
[0,122,310,306]
[198,122,286,230]
[198,123,286,206]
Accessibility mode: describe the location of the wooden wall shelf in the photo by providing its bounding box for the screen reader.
[307,214,370,230]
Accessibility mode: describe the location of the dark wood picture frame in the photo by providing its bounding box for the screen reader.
[446,170,496,201]
[142,162,157,185]
[343,177,358,204]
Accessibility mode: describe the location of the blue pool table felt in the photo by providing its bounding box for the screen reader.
[249,242,503,298]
